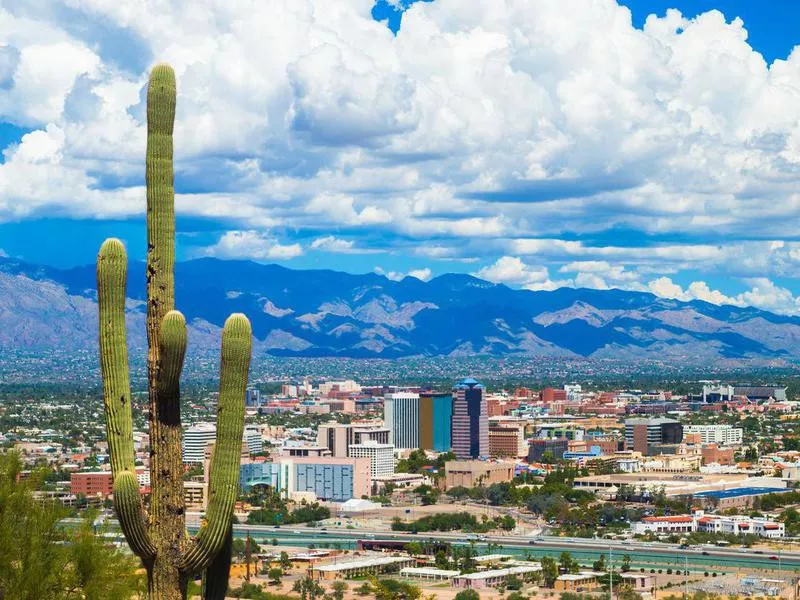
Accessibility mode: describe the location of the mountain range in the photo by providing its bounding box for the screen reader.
[2,256,799,363]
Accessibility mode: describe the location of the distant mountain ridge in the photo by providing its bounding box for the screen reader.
[2,255,799,362]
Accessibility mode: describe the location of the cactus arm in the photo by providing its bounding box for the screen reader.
[97,239,155,560]
[156,310,187,417]
[115,471,157,559]
[97,238,136,474]
[200,524,233,600]
[181,314,251,573]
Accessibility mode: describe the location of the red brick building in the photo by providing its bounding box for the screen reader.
[540,388,567,403]
[701,443,735,465]
[71,471,114,497]
[486,398,503,417]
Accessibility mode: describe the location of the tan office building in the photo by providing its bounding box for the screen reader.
[444,460,515,489]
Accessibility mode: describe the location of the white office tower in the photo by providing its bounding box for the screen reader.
[349,440,395,478]
[384,392,420,449]
[184,423,262,463]
[183,423,217,463]
[684,424,744,446]
[244,426,262,455]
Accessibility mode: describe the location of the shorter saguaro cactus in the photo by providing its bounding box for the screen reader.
[97,62,253,600]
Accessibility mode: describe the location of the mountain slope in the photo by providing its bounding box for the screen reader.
[1,256,799,361]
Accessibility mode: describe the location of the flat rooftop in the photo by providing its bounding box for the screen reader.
[400,567,460,577]
[314,556,410,572]
[454,565,542,580]
[693,487,790,499]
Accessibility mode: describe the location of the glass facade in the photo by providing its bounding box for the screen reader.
[419,393,453,452]
[239,462,288,493]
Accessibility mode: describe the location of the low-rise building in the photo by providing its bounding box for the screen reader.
[630,515,695,535]
[276,456,371,502]
[631,511,785,538]
[620,573,655,593]
[528,438,568,462]
[452,565,542,590]
[71,471,113,497]
[696,514,785,538]
[554,572,602,592]
[184,481,206,507]
[400,567,459,582]
[240,461,291,494]
[684,425,743,446]
[702,443,736,466]
[444,460,515,489]
[692,486,790,509]
[311,556,414,580]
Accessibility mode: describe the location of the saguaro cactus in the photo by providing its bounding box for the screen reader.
[97,63,252,600]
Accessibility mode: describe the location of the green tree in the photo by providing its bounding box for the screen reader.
[369,578,422,600]
[331,580,348,600]
[279,551,292,572]
[616,584,643,600]
[541,556,558,587]
[232,536,261,559]
[621,554,632,572]
[559,551,579,574]
[506,575,523,590]
[0,452,143,599]
[267,567,282,586]
[454,590,480,600]
[354,581,372,596]
[593,553,606,573]
[292,574,324,600]
[405,541,424,556]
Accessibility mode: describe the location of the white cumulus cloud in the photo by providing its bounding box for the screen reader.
[202,231,303,261]
[0,0,799,311]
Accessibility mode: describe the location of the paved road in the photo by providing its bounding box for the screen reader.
[190,523,800,573]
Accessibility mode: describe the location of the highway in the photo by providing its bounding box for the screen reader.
[184,523,800,574]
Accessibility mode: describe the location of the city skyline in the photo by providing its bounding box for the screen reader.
[1,1,800,316]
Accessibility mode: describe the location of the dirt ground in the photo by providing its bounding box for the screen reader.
[326,501,532,534]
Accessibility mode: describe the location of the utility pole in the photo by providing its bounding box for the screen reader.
[684,553,688,600]
[245,530,251,582]
[609,546,613,600]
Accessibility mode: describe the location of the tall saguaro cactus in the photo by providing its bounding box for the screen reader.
[97,63,252,600]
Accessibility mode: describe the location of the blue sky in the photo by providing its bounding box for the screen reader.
[1,1,800,314]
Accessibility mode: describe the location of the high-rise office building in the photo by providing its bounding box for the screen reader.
[349,440,395,478]
[183,422,217,463]
[384,392,420,449]
[245,388,261,407]
[317,422,391,457]
[451,378,488,459]
[244,426,262,455]
[624,418,683,455]
[419,392,453,452]
[184,422,263,463]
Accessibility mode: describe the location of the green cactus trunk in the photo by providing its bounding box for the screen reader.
[97,63,252,600]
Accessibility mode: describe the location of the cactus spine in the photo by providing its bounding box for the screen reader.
[97,63,252,600]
